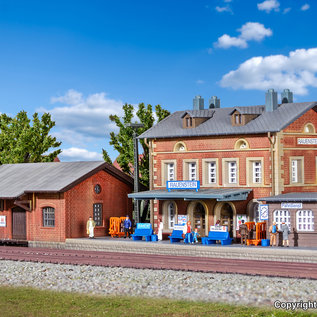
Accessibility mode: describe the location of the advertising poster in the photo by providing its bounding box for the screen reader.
[0,215,6,227]
[177,215,187,226]
[236,214,247,230]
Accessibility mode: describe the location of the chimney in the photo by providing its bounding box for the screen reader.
[281,89,293,104]
[265,89,278,112]
[209,96,220,109]
[193,95,204,110]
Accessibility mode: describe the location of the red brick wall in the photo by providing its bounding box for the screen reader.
[0,169,133,242]
[64,169,133,239]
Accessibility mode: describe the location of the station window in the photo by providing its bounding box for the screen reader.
[273,210,291,230]
[296,210,314,231]
[168,203,175,229]
[290,158,304,184]
[208,162,217,184]
[188,162,197,181]
[228,161,237,184]
[252,161,262,184]
[93,203,103,226]
[167,163,175,181]
[43,207,55,227]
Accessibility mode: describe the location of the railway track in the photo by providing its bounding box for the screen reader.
[0,246,316,279]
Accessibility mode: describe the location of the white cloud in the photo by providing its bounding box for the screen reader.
[220,48,317,95]
[196,80,205,84]
[215,34,247,49]
[40,89,124,139]
[215,6,231,13]
[257,0,280,13]
[214,22,272,49]
[60,147,103,161]
[283,7,291,14]
[301,4,310,11]
[223,0,232,2]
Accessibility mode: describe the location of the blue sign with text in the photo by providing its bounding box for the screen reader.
[167,180,200,192]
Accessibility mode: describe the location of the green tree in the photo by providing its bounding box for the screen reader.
[103,103,170,188]
[0,111,62,164]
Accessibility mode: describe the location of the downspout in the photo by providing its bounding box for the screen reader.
[267,132,276,195]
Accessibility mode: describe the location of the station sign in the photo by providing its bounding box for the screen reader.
[281,202,302,209]
[166,180,200,192]
[297,138,317,145]
[174,223,186,233]
[136,223,152,229]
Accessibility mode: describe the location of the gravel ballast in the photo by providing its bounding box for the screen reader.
[1,260,317,307]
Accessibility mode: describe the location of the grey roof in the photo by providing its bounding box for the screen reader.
[0,161,133,199]
[128,188,252,201]
[259,192,317,202]
[229,106,265,115]
[181,109,215,118]
[139,102,317,139]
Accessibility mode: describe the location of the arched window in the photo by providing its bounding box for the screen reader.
[174,142,187,152]
[168,202,175,229]
[296,210,314,231]
[42,207,55,227]
[273,210,291,230]
[303,123,315,133]
[234,139,249,150]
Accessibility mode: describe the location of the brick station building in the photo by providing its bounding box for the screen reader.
[129,89,317,246]
[0,161,133,242]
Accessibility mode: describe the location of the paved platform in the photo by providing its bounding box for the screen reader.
[28,237,317,263]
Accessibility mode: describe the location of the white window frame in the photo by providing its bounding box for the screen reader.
[290,157,304,185]
[222,158,239,186]
[296,210,314,232]
[167,163,175,181]
[252,161,262,184]
[161,160,177,185]
[189,162,197,181]
[168,203,175,229]
[202,159,218,187]
[291,160,298,183]
[208,162,217,184]
[228,161,237,184]
[273,210,291,230]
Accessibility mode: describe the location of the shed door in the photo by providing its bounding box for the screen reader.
[12,207,26,240]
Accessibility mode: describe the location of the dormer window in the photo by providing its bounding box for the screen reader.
[235,114,242,125]
[186,117,192,127]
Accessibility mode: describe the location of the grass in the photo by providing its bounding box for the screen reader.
[0,286,315,317]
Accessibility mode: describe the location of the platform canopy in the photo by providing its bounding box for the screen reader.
[128,188,252,201]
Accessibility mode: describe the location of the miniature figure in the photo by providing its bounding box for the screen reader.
[215,219,221,226]
[238,219,248,245]
[185,221,193,243]
[269,221,278,246]
[86,216,96,239]
[123,215,132,238]
[280,222,290,247]
[158,217,163,241]
[192,228,200,243]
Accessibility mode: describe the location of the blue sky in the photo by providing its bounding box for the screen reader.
[1,0,317,161]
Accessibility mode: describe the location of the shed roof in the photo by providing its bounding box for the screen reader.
[0,161,133,199]
[128,188,252,201]
[139,102,317,139]
[259,192,317,202]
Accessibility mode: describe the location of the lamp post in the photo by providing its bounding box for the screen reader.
[126,123,144,224]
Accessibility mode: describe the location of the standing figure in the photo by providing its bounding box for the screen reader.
[280,222,290,247]
[86,216,96,239]
[269,221,278,246]
[215,219,221,226]
[239,220,249,245]
[158,217,163,241]
[193,228,200,244]
[123,215,132,238]
[185,221,193,243]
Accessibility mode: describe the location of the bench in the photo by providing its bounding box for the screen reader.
[203,231,232,245]
[168,230,184,243]
[131,223,153,241]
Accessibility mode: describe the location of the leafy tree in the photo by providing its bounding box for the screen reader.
[103,103,170,188]
[0,111,62,164]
